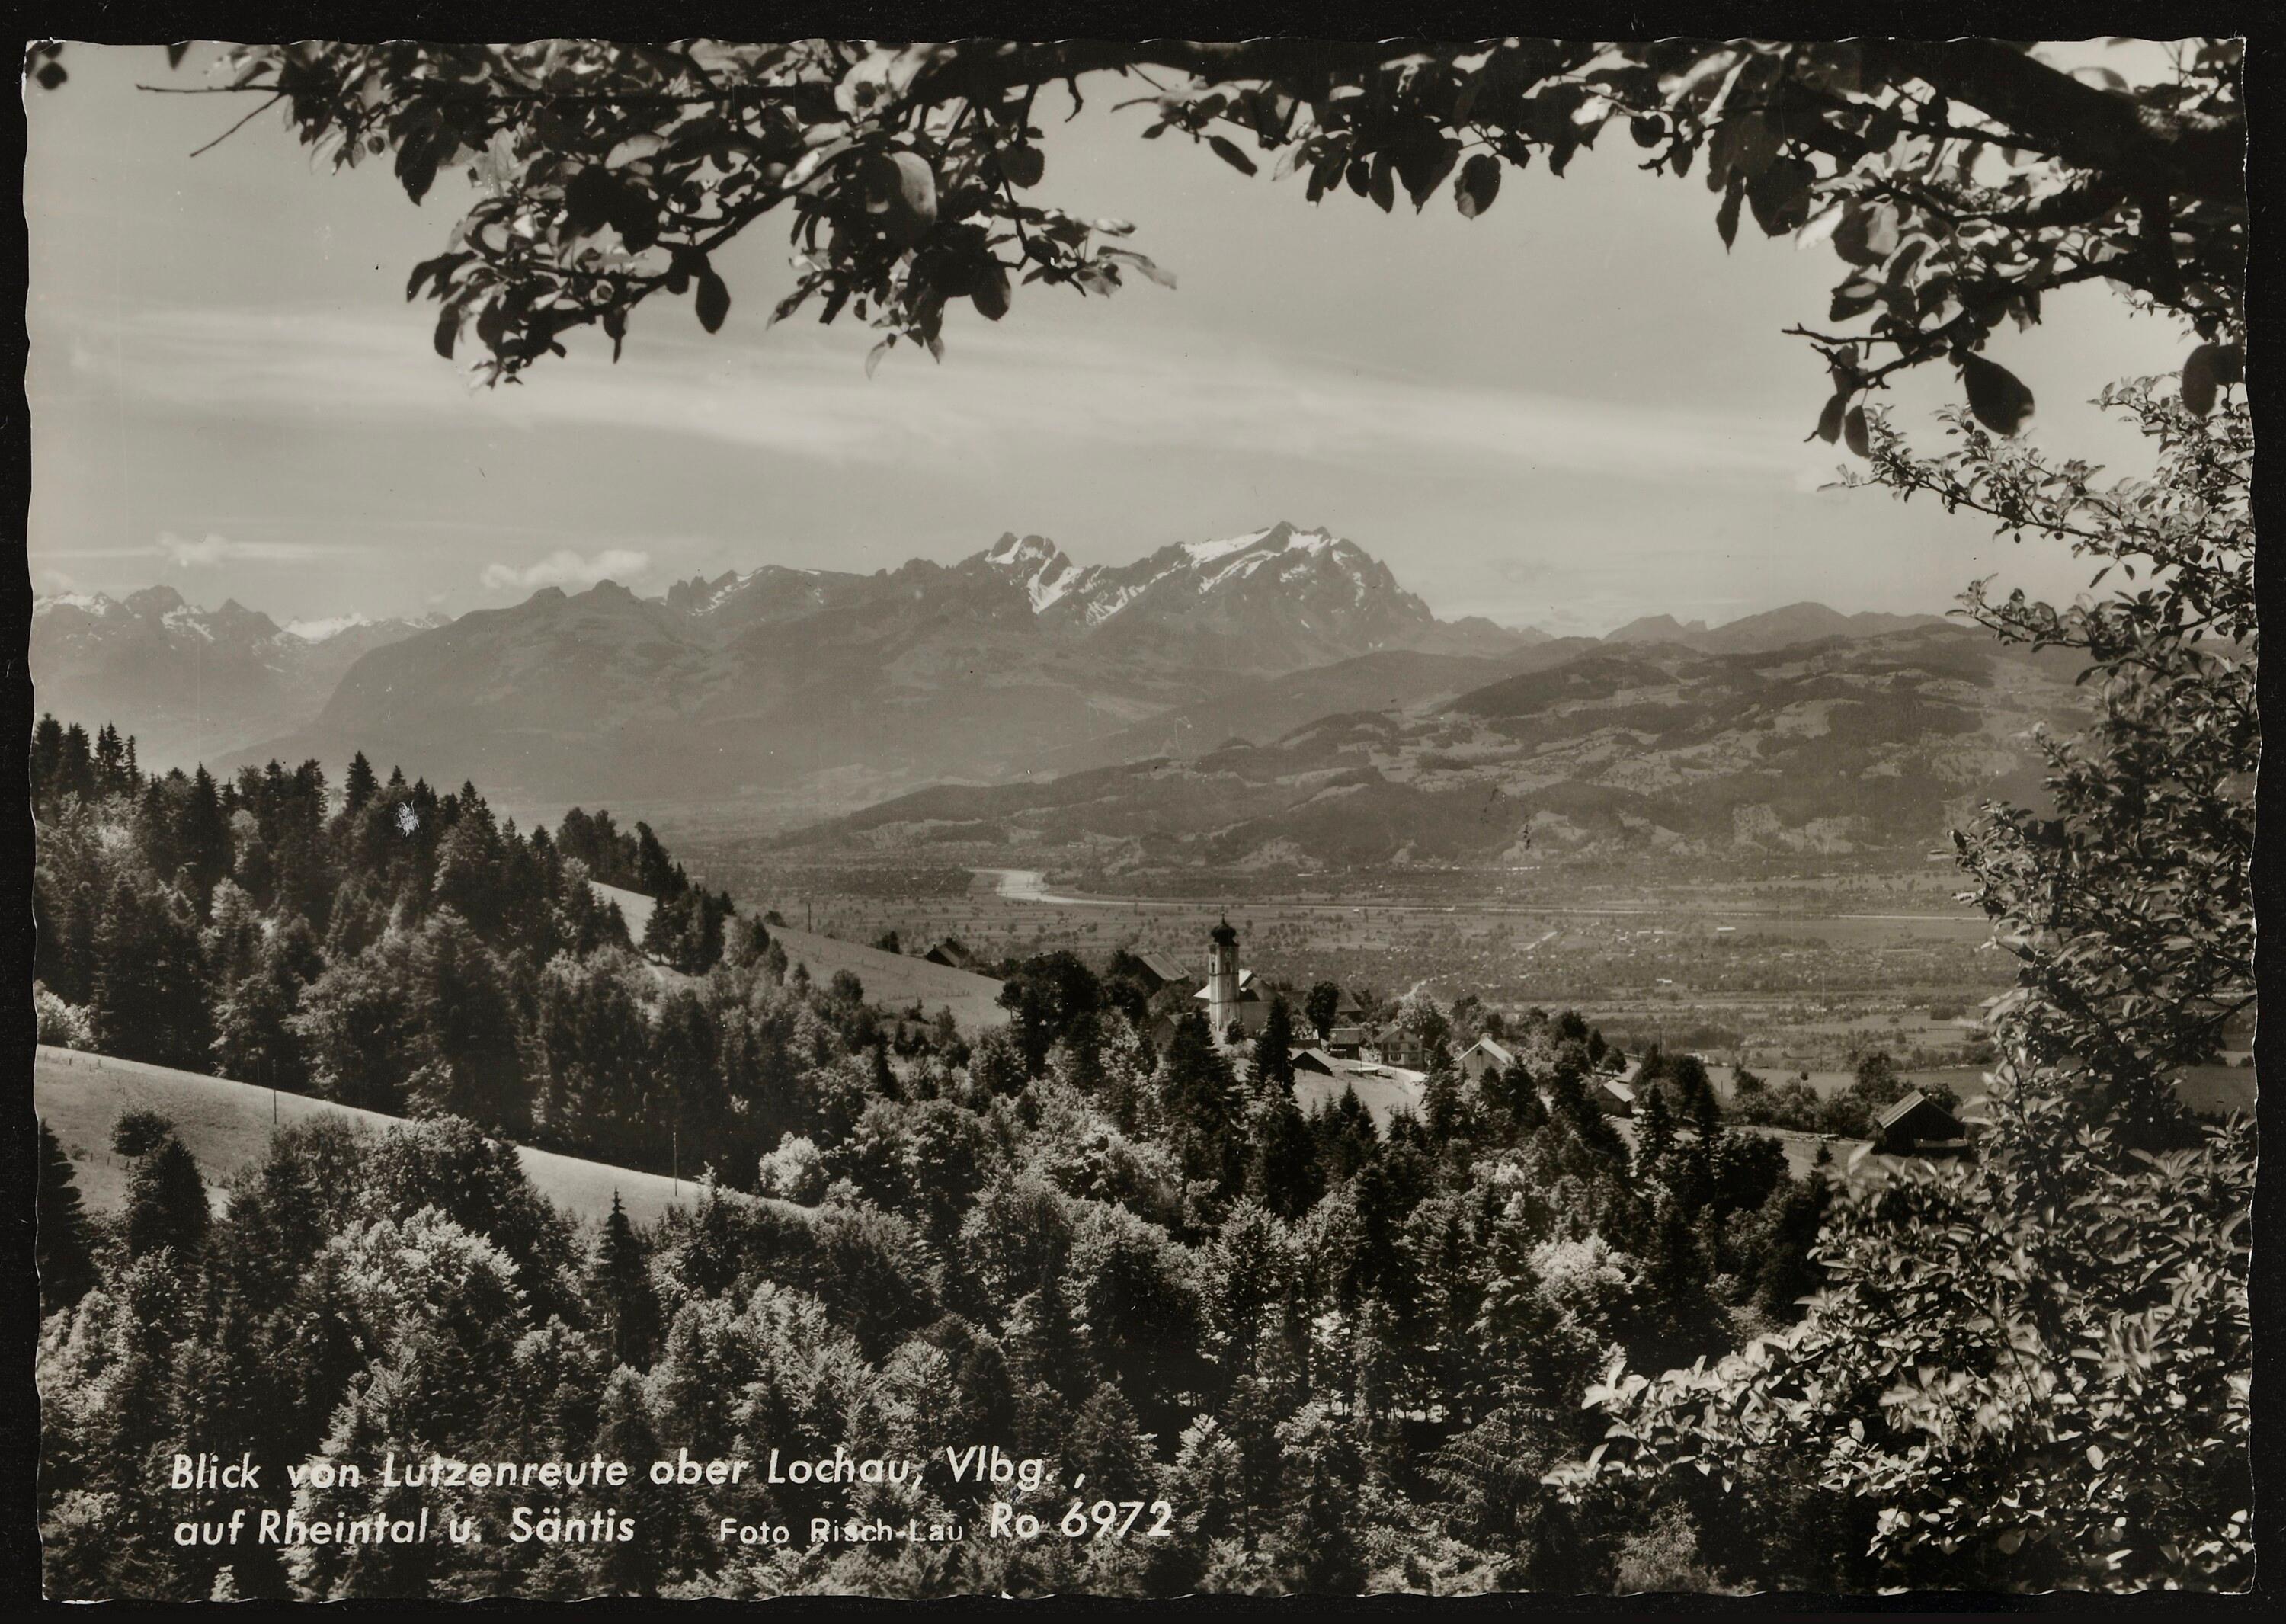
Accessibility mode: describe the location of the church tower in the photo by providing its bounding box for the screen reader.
[1206,916,1241,1042]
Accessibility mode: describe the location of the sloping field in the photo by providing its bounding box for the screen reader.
[34,1046,736,1228]
[1295,1068,1423,1131]
[591,879,661,940]
[593,879,1008,1029]
[767,922,1009,1028]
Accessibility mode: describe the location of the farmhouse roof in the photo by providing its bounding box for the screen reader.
[1875,1089,1959,1132]
[1462,1036,1516,1068]
[1135,950,1189,984]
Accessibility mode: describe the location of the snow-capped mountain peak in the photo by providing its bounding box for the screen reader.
[33,591,124,617]
[950,520,1513,668]
[30,588,450,770]
[981,531,1093,613]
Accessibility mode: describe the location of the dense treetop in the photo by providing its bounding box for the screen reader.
[85,38,2242,430]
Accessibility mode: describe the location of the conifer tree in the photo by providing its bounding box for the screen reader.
[55,721,96,801]
[588,1193,661,1369]
[1068,1382,1156,1502]
[91,876,215,1068]
[404,911,530,1134]
[1634,1084,1677,1170]
[1161,1011,1243,1191]
[179,766,234,903]
[341,751,379,815]
[591,1366,673,1594]
[1669,1053,1722,1135]
[122,1128,210,1262]
[1250,1094,1324,1222]
[30,713,66,802]
[1253,993,1297,1093]
[36,1119,95,1312]
[1276,1402,1368,1594]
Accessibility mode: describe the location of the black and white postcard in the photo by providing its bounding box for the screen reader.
[18,34,2258,1600]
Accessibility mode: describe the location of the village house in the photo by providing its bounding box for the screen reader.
[1365,1027,1432,1071]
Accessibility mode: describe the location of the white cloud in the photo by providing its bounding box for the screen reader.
[283,613,373,641]
[155,530,335,567]
[480,547,654,593]
[62,304,1828,491]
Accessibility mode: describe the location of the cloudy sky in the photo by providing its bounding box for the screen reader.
[27,42,2187,636]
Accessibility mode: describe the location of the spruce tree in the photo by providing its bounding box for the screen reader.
[341,751,379,815]
[1635,1084,1677,1169]
[1277,1403,1369,1594]
[590,1367,672,1594]
[57,722,94,800]
[1068,1383,1156,1502]
[30,713,65,802]
[36,1120,95,1312]
[1670,1053,1722,1135]
[1253,994,1297,1092]
[1161,1011,1242,1190]
[401,910,527,1132]
[587,1193,661,1369]
[1422,1063,1465,1141]
[123,1130,210,1261]
[1251,1094,1324,1221]
[179,766,234,903]
[91,877,215,1068]
[94,723,125,793]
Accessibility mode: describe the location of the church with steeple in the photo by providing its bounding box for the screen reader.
[1196,915,1270,1047]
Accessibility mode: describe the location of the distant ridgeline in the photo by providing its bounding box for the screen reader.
[27,713,776,1176]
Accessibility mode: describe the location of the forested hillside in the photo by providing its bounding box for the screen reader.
[34,710,1836,1597]
[31,713,742,1173]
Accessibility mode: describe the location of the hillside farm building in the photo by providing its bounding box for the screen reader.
[1124,950,1192,995]
[1875,1090,1972,1157]
[1457,1036,1516,1085]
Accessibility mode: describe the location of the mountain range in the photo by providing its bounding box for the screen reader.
[32,527,2024,861]
[1601,602,1951,653]
[29,588,444,769]
[211,522,1548,812]
[781,625,2092,869]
